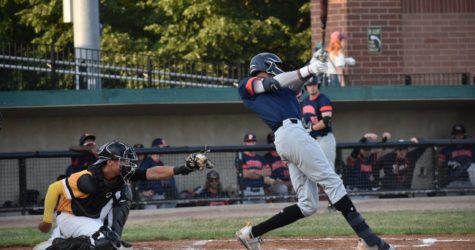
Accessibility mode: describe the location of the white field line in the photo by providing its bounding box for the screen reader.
[183,237,473,249]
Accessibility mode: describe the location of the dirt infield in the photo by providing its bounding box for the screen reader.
[129,235,475,249]
[1,196,474,249]
[3,235,475,249]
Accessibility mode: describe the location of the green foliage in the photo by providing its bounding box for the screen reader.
[1,0,311,68]
[15,0,72,45]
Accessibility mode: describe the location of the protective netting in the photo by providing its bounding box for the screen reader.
[1,143,474,213]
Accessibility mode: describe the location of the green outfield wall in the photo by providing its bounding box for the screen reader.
[0,86,474,152]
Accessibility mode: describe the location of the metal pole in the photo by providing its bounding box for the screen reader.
[147,56,153,87]
[73,0,101,89]
[19,158,27,215]
[50,44,57,89]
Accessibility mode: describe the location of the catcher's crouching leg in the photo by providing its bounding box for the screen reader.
[45,236,92,250]
[92,225,131,249]
[45,226,131,250]
[111,185,132,237]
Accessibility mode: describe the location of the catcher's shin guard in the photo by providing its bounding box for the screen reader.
[111,185,132,237]
[92,225,132,250]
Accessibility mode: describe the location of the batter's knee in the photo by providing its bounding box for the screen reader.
[297,201,318,217]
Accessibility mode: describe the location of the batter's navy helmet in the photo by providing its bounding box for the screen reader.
[249,52,284,76]
[93,141,138,180]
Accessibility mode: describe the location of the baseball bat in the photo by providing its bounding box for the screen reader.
[319,0,329,49]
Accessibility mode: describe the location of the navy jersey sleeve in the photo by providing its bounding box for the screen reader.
[238,77,257,99]
[318,94,333,113]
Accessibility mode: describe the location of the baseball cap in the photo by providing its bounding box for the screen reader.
[79,133,96,146]
[207,170,220,180]
[133,143,144,148]
[243,133,257,142]
[451,124,466,135]
[330,31,348,41]
[267,132,275,144]
[151,138,169,148]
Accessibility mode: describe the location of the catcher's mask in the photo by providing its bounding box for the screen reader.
[93,141,138,181]
[249,52,284,76]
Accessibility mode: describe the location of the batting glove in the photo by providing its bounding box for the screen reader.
[308,60,327,75]
[345,57,356,66]
[308,49,328,75]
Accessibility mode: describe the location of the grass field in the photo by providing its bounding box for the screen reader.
[1,209,475,248]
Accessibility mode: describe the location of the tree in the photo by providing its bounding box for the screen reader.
[139,0,310,67]
[0,0,311,89]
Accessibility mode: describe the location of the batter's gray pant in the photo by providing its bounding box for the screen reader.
[316,132,336,169]
[274,119,346,216]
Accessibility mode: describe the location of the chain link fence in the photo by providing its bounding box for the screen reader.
[1,41,472,90]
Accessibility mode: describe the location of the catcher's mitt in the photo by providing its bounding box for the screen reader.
[185,153,214,171]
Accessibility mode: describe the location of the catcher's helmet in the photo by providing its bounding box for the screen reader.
[249,52,284,76]
[93,141,138,180]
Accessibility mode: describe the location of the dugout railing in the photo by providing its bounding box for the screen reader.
[0,41,472,90]
[0,139,474,214]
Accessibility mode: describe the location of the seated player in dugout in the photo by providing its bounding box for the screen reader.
[137,137,178,209]
[375,137,425,191]
[66,133,98,177]
[437,124,475,189]
[34,141,213,250]
[237,132,270,204]
[345,132,390,191]
[263,132,293,202]
[196,170,230,206]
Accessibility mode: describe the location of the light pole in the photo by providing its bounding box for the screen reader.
[64,0,101,89]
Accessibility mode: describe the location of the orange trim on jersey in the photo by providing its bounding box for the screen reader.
[245,77,258,96]
[320,105,333,112]
[57,170,92,213]
[302,105,316,115]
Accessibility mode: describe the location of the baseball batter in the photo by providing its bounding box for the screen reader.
[235,52,394,250]
[34,141,212,250]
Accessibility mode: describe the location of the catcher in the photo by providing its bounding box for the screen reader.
[34,141,213,250]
